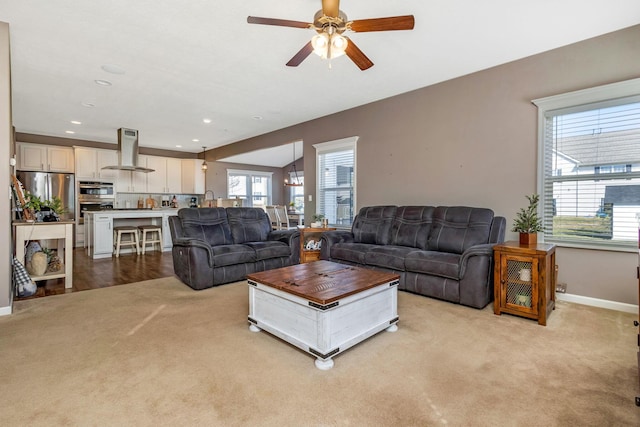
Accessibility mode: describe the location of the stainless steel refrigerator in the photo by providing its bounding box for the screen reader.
[16,171,75,221]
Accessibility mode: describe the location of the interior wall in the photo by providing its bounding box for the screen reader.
[223,24,640,305]
[1,22,12,313]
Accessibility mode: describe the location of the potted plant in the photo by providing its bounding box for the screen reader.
[311,213,325,228]
[288,201,296,214]
[22,192,65,222]
[512,193,544,245]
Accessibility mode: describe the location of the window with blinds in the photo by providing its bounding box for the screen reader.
[314,137,357,227]
[535,79,640,250]
[227,169,272,208]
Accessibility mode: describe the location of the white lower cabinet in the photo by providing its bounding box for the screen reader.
[94,215,113,256]
[162,213,175,250]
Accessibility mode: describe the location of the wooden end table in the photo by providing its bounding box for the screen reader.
[493,241,557,326]
[299,227,336,263]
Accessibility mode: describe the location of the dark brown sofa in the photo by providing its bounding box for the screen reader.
[320,205,506,308]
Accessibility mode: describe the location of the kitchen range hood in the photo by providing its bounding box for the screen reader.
[102,128,154,173]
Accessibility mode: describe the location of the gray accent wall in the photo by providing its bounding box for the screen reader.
[212,25,640,306]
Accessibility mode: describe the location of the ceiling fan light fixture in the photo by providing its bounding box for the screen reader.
[330,34,347,58]
[312,33,329,58]
[312,32,347,60]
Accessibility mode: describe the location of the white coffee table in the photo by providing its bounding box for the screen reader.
[247,261,400,370]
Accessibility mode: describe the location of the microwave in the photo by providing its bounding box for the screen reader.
[79,181,114,198]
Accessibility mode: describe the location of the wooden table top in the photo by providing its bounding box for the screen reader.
[247,260,400,305]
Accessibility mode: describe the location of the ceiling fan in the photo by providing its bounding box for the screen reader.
[247,0,415,70]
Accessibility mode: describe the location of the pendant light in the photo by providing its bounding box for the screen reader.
[284,143,302,187]
[201,146,208,171]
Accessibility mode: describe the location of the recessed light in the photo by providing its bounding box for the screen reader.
[192,139,199,142]
[94,79,112,86]
[101,64,126,75]
[65,130,75,134]
[81,101,96,108]
[70,120,82,125]
[175,145,182,148]
[203,118,212,124]
[252,115,263,120]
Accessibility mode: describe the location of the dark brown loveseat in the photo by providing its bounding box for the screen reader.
[169,207,300,290]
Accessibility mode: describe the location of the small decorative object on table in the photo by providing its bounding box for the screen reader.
[310,213,325,228]
[512,193,543,245]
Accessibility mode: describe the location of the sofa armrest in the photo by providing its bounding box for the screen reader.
[320,230,355,259]
[267,229,299,244]
[268,229,301,264]
[172,238,215,268]
[459,243,495,277]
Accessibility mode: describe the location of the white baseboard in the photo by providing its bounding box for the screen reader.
[0,304,12,316]
[556,293,638,314]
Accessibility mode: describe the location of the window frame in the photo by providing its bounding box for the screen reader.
[226,169,273,208]
[533,77,640,252]
[313,136,358,228]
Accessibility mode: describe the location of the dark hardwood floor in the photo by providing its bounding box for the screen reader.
[16,248,176,300]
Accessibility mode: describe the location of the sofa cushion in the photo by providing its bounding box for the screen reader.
[389,206,435,250]
[178,207,233,247]
[405,250,461,280]
[352,206,397,245]
[428,206,494,254]
[243,241,291,261]
[211,244,256,267]
[330,242,379,265]
[365,245,415,271]
[227,208,272,244]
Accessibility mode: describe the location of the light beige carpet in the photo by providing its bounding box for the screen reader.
[1,277,638,426]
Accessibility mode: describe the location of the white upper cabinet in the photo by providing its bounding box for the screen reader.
[17,142,74,173]
[146,155,182,194]
[181,159,206,194]
[116,154,149,193]
[74,147,118,181]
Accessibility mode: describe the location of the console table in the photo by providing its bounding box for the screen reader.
[14,221,74,289]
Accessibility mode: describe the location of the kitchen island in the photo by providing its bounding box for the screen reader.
[84,209,178,259]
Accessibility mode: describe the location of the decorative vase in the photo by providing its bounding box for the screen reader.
[519,232,537,245]
[27,251,48,276]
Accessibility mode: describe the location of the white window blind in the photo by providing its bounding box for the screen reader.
[227,169,272,208]
[314,137,357,227]
[535,81,640,250]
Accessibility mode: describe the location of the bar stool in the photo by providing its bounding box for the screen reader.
[138,224,163,254]
[113,226,140,257]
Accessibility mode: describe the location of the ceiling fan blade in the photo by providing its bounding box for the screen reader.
[350,15,415,32]
[344,38,374,71]
[247,16,311,29]
[286,41,314,67]
[322,0,340,18]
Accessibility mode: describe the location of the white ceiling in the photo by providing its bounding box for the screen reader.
[2,1,640,164]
